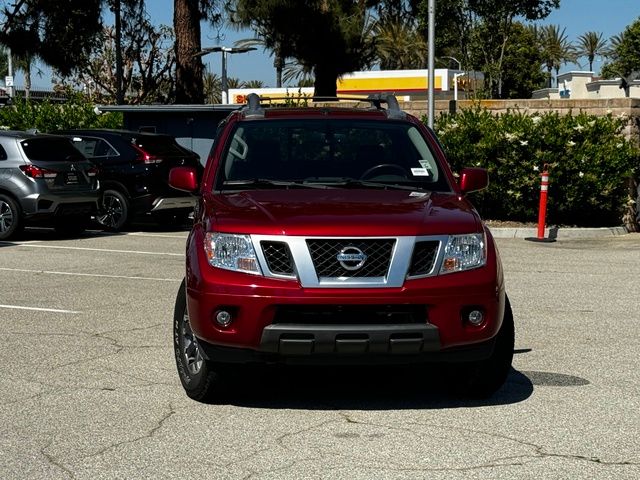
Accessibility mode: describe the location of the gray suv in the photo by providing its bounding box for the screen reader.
[0,131,100,240]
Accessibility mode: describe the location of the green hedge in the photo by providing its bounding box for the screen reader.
[432,107,640,227]
[0,93,122,132]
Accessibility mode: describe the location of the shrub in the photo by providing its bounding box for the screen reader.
[432,107,640,227]
[0,92,122,133]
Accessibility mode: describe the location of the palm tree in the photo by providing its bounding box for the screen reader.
[203,71,221,103]
[373,16,427,70]
[539,25,577,88]
[234,36,286,88]
[244,80,265,89]
[605,33,625,61]
[576,31,607,72]
[282,62,314,87]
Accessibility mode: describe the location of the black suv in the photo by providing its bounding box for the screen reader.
[0,131,99,240]
[57,129,202,230]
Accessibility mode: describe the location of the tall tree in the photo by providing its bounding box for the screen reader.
[576,31,607,72]
[233,36,284,87]
[230,0,377,97]
[601,19,640,85]
[417,0,559,97]
[65,3,175,104]
[373,15,427,70]
[500,23,546,98]
[539,24,576,88]
[0,0,103,76]
[174,0,222,103]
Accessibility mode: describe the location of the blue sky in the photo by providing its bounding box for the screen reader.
[21,0,640,90]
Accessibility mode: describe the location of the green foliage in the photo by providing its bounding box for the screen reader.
[0,93,122,132]
[433,107,639,226]
[230,0,376,96]
[500,23,547,98]
[601,18,640,79]
[0,0,103,76]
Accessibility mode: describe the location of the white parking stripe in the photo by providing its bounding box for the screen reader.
[0,304,80,314]
[0,267,181,282]
[127,232,189,239]
[1,243,182,256]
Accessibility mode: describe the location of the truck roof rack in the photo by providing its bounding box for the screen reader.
[241,92,406,120]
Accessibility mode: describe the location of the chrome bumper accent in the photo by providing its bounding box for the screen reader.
[150,196,196,212]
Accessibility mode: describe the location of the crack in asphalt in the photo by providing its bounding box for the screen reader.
[40,439,77,480]
[223,418,339,479]
[81,404,177,461]
[248,411,636,474]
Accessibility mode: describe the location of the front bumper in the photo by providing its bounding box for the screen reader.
[185,227,506,364]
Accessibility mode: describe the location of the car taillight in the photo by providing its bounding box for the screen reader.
[132,144,163,164]
[19,164,57,179]
[86,167,99,177]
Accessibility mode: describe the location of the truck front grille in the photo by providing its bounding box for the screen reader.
[408,241,440,276]
[261,241,295,275]
[306,239,395,278]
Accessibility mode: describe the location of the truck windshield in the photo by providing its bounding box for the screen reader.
[217,119,451,192]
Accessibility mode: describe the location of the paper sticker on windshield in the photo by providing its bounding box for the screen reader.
[411,167,430,176]
[409,191,428,197]
[419,160,434,171]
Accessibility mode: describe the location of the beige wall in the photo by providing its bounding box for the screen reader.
[398,98,640,141]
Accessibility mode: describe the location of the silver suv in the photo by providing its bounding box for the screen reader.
[0,131,100,240]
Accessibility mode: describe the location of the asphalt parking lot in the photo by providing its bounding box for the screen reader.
[1,226,639,479]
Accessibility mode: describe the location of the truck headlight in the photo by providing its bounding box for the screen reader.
[440,233,486,274]
[204,232,261,275]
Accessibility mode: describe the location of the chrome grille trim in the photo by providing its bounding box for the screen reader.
[250,235,449,288]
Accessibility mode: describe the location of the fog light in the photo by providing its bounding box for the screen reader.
[467,309,484,326]
[215,310,233,327]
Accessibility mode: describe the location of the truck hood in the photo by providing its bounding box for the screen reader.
[205,189,482,236]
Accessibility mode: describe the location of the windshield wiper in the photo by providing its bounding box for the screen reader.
[222,178,334,189]
[324,178,430,192]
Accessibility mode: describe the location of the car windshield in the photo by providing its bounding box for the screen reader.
[217,119,451,192]
[20,137,85,162]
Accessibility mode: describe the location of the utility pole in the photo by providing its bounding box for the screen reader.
[6,48,14,99]
[114,0,124,104]
[427,0,435,129]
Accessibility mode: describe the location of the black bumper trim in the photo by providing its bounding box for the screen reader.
[260,323,439,356]
[196,324,497,366]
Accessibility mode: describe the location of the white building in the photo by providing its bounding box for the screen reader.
[532,71,640,99]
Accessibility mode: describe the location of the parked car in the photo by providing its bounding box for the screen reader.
[56,129,202,231]
[169,94,514,401]
[0,130,100,240]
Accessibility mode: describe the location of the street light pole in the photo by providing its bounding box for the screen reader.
[221,49,228,105]
[427,0,435,129]
[195,46,256,105]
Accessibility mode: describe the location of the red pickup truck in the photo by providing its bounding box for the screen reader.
[169,94,514,401]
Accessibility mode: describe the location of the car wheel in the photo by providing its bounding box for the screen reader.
[54,216,89,237]
[448,296,515,398]
[174,279,220,401]
[0,193,23,240]
[97,189,130,231]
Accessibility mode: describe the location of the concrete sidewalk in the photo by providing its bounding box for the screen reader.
[488,225,631,239]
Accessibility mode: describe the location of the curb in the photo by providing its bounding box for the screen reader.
[488,226,630,239]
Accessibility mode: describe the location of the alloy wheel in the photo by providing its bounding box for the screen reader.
[0,199,14,234]
[97,193,124,229]
[181,311,203,376]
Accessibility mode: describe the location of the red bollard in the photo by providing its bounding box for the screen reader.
[525,167,556,243]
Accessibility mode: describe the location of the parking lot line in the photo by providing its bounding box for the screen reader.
[0,267,181,282]
[0,242,183,256]
[126,232,189,239]
[0,304,80,314]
